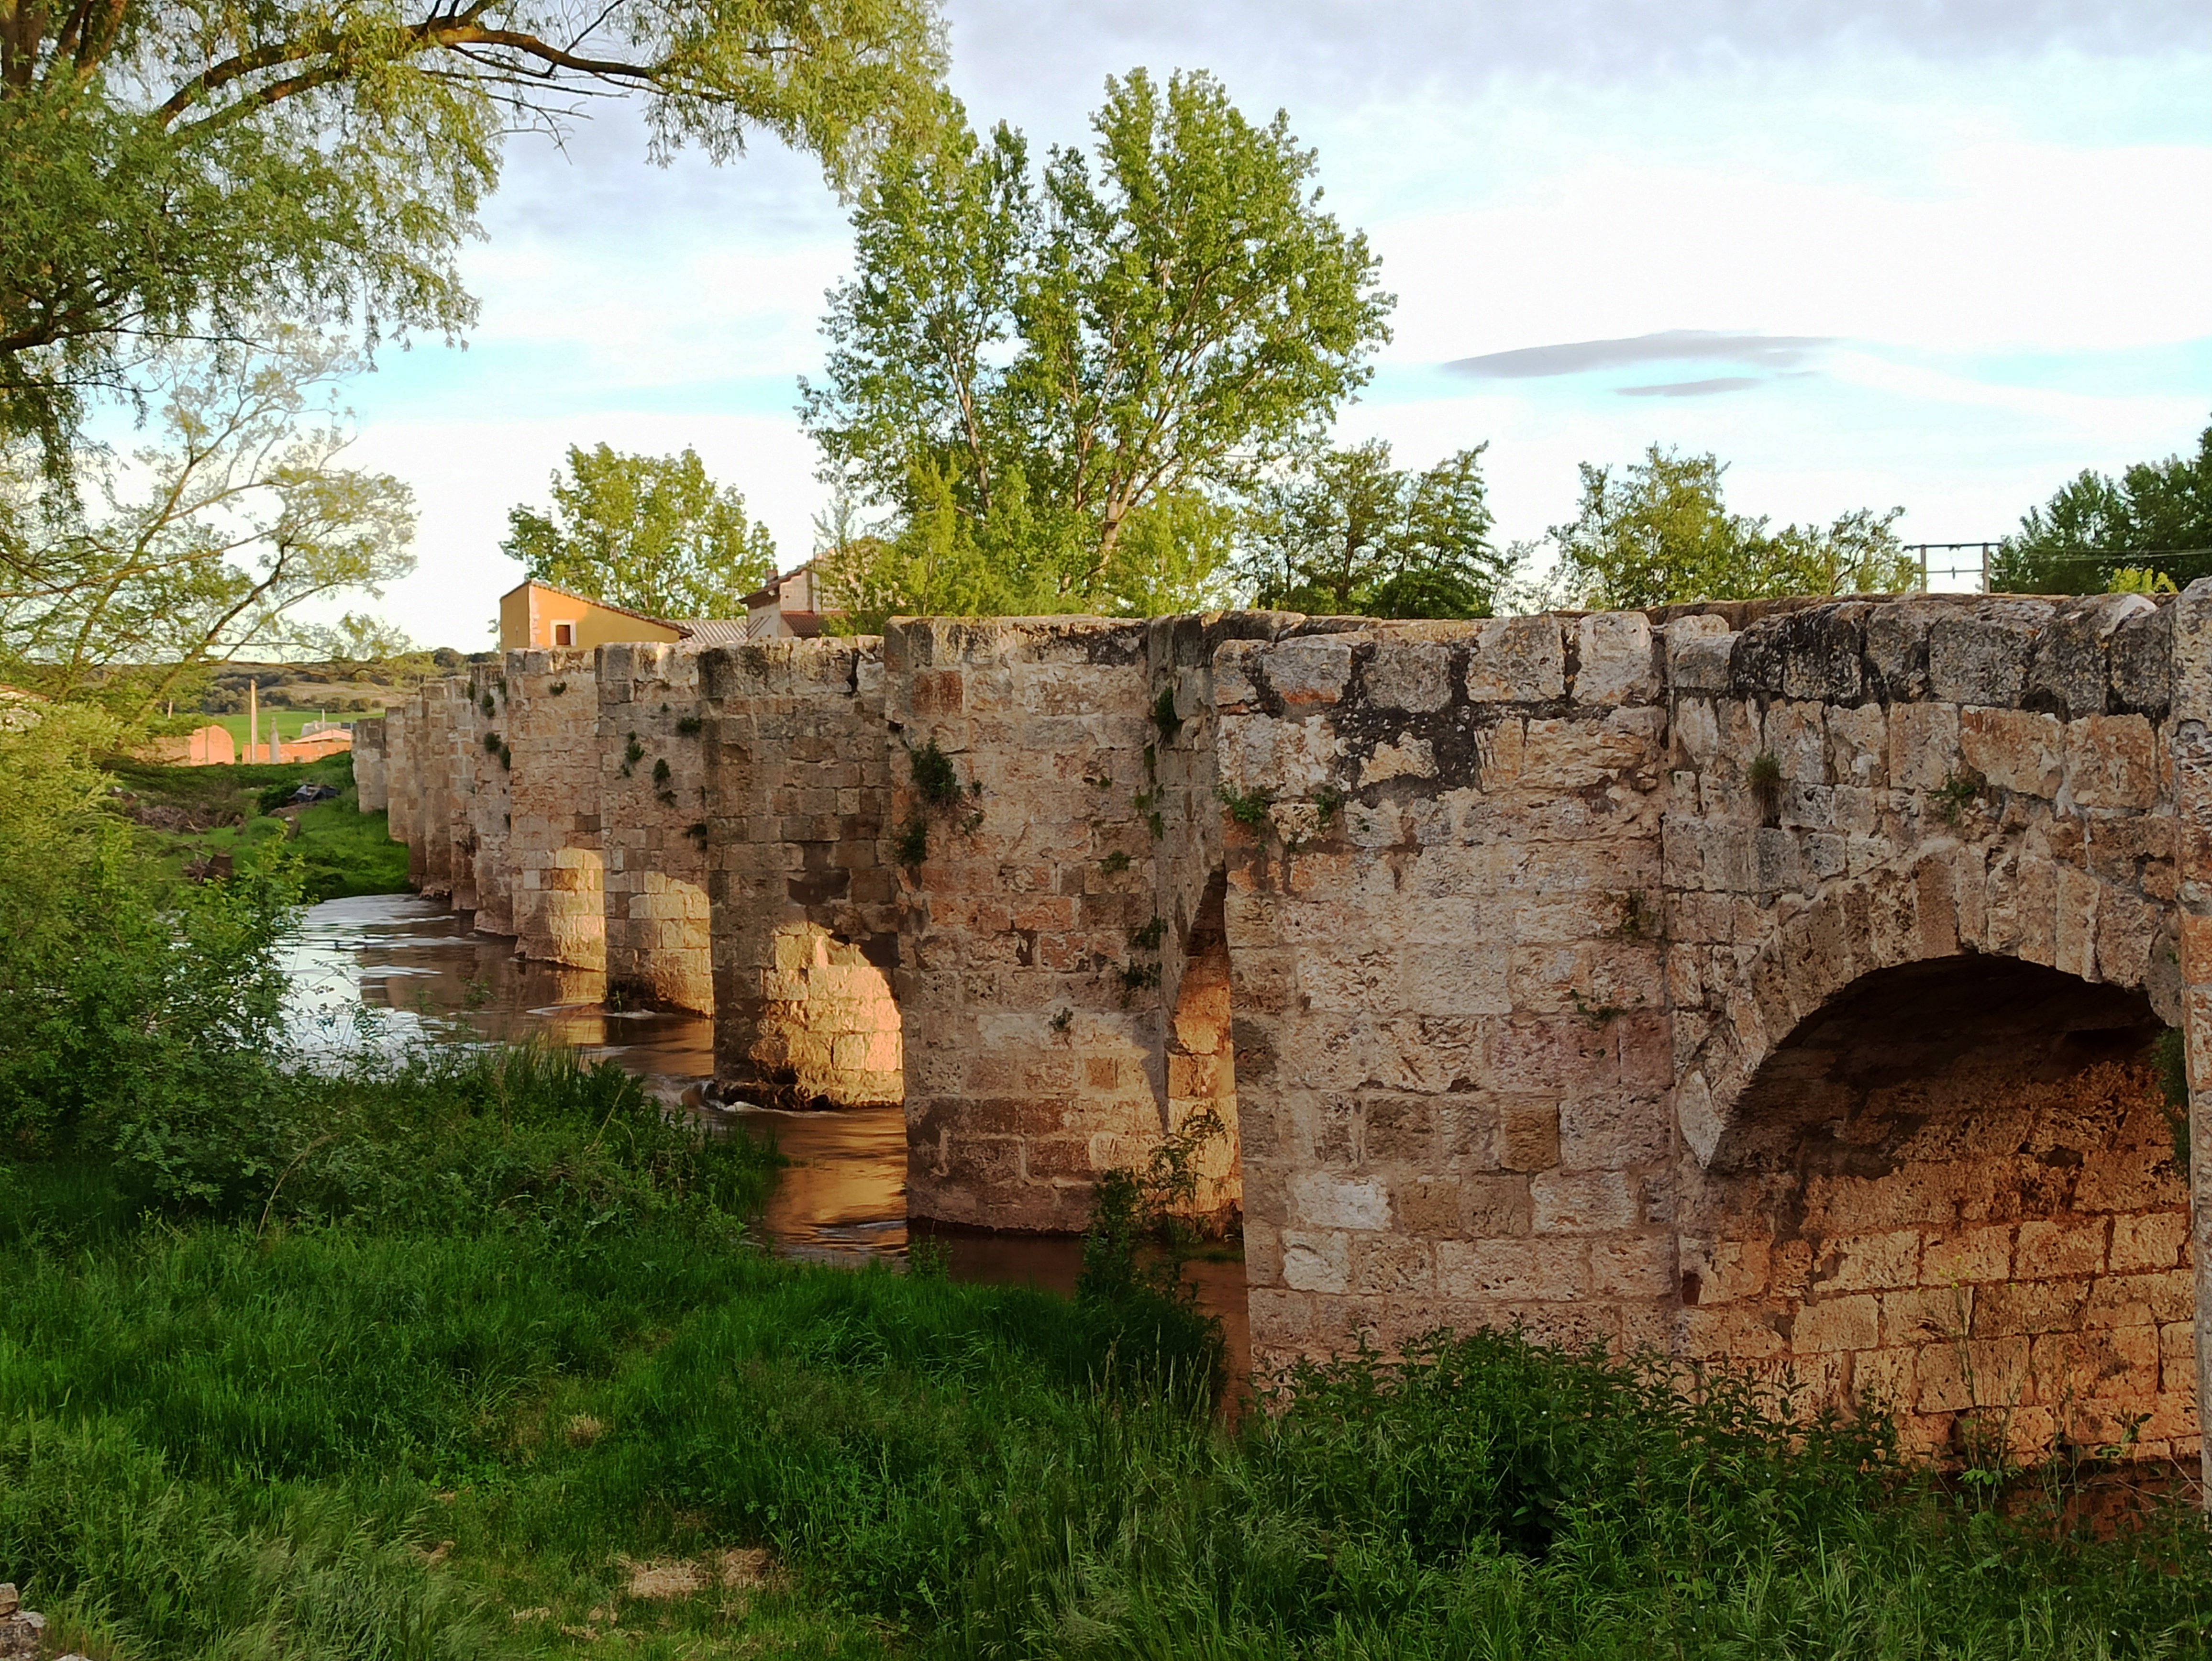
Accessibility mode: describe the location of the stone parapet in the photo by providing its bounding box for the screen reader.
[599,643,713,1011]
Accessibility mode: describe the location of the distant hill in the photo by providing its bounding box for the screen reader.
[199,651,498,715]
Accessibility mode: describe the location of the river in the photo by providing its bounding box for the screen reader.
[282,894,1250,1380]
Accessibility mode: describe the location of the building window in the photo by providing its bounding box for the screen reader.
[553,622,574,646]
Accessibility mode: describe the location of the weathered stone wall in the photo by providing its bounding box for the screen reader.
[418,678,465,901]
[885,618,1194,1232]
[362,590,2212,1471]
[702,638,901,1107]
[459,667,514,935]
[1660,594,2193,1462]
[1216,615,1675,1366]
[599,644,713,1012]
[506,649,604,968]
[353,716,388,812]
[388,690,423,886]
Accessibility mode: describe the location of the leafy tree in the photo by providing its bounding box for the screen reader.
[1244,441,1511,619]
[1990,417,2212,594]
[1552,444,1913,610]
[802,70,1392,612]
[0,331,415,713]
[502,443,777,619]
[1,0,948,469]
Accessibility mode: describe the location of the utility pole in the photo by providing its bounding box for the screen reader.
[248,679,259,757]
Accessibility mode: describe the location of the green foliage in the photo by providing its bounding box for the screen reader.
[1553,444,1915,609]
[0,0,948,469]
[1932,770,1981,827]
[1247,439,1513,618]
[502,443,778,620]
[1152,685,1183,741]
[0,711,301,1175]
[1746,750,1783,823]
[0,335,416,715]
[2155,1027,2191,1178]
[1128,915,1166,951]
[1315,783,1345,825]
[1993,416,2212,594]
[804,69,1391,620]
[1101,848,1131,874]
[893,812,928,868]
[908,737,961,805]
[652,757,672,787]
[1217,780,1273,829]
[676,713,705,736]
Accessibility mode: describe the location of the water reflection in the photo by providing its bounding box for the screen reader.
[284,894,1248,1380]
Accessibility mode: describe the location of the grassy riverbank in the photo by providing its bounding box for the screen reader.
[109,753,411,901]
[6,1041,2212,1659]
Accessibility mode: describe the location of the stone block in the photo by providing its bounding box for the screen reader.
[2110,600,2173,719]
[1928,599,2051,707]
[1281,1229,1350,1293]
[1531,1169,1639,1234]
[1589,1234,1676,1298]
[1958,707,2064,798]
[1889,702,1960,792]
[1289,1171,1392,1231]
[1793,1293,1880,1353]
[1266,637,1356,708]
[1365,641,1452,712]
[1466,616,1566,701]
[1668,631,1736,694]
[1436,1238,1589,1301]
[1921,1224,2013,1284]
[2110,1213,2187,1273]
[1821,1229,1924,1292]
[2065,713,2158,809]
[1576,611,1659,704]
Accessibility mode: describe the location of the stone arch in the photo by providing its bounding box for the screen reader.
[1676,943,2190,1462]
[741,920,903,1110]
[1678,845,2178,1174]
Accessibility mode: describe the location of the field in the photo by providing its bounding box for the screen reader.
[108,753,412,901]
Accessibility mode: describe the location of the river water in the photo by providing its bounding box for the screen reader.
[282,895,1250,1379]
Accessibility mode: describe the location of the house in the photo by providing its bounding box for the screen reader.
[142,723,237,765]
[498,581,687,652]
[741,564,830,639]
[497,580,750,653]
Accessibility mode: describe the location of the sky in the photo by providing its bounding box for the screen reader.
[321,0,2212,648]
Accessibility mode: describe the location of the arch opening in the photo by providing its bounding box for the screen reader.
[746,920,903,1111]
[1161,870,1243,1231]
[1681,956,2190,1463]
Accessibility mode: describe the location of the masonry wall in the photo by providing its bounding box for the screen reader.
[1217,615,1675,1363]
[359,591,2212,1473]
[1659,593,2193,1463]
[599,643,714,1012]
[388,691,422,886]
[353,716,388,812]
[465,668,515,942]
[506,649,604,968]
[884,618,1196,1232]
[703,638,901,1108]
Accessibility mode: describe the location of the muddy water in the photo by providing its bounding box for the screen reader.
[283,895,1249,1380]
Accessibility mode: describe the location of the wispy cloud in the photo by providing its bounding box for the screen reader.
[1446,330,1836,381]
[1618,376,1765,398]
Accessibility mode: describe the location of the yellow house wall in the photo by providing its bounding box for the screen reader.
[499,583,686,652]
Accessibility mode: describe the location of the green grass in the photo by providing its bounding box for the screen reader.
[4,1037,2210,1659]
[107,753,410,901]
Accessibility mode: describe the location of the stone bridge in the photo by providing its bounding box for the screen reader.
[365,588,2212,1469]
